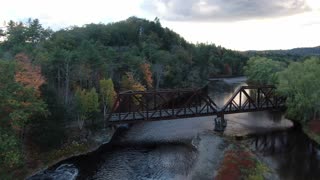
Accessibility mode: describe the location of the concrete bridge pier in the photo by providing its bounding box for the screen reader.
[271,110,283,122]
[214,113,226,132]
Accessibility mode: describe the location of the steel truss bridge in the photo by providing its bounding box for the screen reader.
[106,85,286,131]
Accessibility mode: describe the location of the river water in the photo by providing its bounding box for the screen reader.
[28,77,320,180]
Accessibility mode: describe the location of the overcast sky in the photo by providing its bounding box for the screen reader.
[1,0,320,50]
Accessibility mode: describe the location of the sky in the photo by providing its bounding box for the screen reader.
[1,0,320,50]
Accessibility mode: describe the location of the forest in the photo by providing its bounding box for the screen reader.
[0,17,248,178]
[1,16,319,179]
[247,46,320,57]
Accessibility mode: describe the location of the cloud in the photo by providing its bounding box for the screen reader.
[142,0,311,21]
[0,0,146,30]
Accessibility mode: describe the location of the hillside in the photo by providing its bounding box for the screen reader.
[0,17,248,89]
[247,46,320,57]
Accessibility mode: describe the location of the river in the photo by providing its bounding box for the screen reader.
[28,77,320,180]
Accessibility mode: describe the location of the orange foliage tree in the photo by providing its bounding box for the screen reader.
[0,59,47,170]
[140,63,153,89]
[121,72,146,91]
[14,53,45,95]
[121,72,145,105]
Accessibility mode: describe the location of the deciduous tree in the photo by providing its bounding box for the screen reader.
[99,79,116,120]
[277,57,320,122]
[244,57,285,85]
[121,72,145,105]
[74,88,99,129]
[140,63,153,89]
[121,72,145,91]
[14,53,45,95]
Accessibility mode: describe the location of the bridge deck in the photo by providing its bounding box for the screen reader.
[108,103,282,124]
[106,85,286,124]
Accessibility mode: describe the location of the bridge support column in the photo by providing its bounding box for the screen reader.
[271,110,282,122]
[214,113,226,132]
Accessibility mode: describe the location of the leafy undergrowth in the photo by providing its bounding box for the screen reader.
[43,141,90,164]
[215,145,268,180]
[308,120,320,133]
[7,127,112,179]
[6,141,92,180]
[304,119,320,144]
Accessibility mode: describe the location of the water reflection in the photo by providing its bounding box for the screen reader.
[250,127,320,180]
[208,79,247,107]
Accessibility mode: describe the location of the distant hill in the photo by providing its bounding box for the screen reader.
[246,46,320,57]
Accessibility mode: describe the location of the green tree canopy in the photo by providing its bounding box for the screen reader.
[99,79,116,108]
[277,57,320,122]
[244,57,285,85]
[74,88,99,129]
[99,79,116,120]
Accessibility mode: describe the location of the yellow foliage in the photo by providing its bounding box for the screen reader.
[121,72,145,105]
[121,72,145,91]
[140,63,153,89]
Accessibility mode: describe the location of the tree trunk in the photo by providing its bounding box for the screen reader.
[103,104,107,120]
[154,64,163,90]
[65,62,70,105]
[77,115,84,130]
[57,68,61,94]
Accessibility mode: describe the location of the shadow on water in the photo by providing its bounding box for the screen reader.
[248,124,320,180]
[27,126,198,180]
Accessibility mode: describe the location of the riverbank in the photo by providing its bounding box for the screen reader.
[21,126,116,179]
[215,143,270,180]
[303,120,320,144]
[188,131,275,180]
[188,113,292,180]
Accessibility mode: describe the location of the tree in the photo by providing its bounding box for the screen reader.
[121,72,145,105]
[121,72,145,91]
[0,61,23,170]
[14,53,45,95]
[244,57,285,85]
[152,63,164,89]
[3,21,27,53]
[74,89,86,130]
[0,128,21,170]
[74,88,99,129]
[0,59,47,170]
[2,19,51,56]
[86,88,99,119]
[26,18,51,45]
[277,57,320,122]
[99,79,116,120]
[0,60,47,133]
[140,63,153,89]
